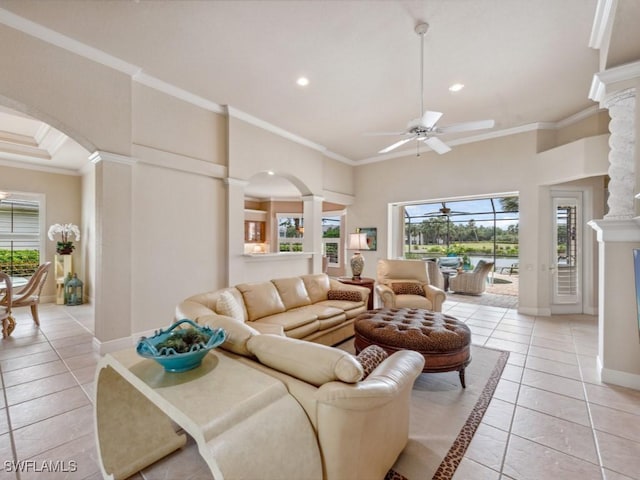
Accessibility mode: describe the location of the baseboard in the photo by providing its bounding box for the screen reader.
[93,335,135,355]
[517,306,551,316]
[598,356,640,389]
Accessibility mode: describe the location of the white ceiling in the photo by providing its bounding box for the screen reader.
[0,0,635,192]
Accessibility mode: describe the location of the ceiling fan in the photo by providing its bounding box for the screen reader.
[367,22,495,155]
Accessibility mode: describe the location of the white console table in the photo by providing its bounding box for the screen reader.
[95,348,322,480]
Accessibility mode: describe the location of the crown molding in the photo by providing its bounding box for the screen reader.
[589,60,640,102]
[589,0,616,49]
[89,151,137,166]
[0,8,140,76]
[226,106,354,165]
[134,72,225,115]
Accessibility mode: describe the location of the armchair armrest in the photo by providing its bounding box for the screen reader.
[375,284,396,308]
[423,284,446,312]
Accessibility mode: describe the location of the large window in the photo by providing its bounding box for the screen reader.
[0,196,42,277]
[322,214,341,267]
[277,214,304,252]
[403,196,519,271]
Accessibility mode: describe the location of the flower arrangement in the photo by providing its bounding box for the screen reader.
[48,223,80,254]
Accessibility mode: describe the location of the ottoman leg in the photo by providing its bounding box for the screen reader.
[459,367,466,388]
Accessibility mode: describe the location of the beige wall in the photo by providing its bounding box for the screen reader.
[0,165,82,300]
[132,84,227,164]
[81,165,96,302]
[0,26,131,154]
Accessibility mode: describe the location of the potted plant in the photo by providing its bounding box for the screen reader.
[48,223,80,254]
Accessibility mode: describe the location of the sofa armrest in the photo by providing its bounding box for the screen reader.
[175,300,215,323]
[423,284,446,312]
[375,284,396,308]
[315,350,424,408]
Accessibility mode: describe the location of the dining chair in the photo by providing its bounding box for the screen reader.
[0,272,14,338]
[0,262,52,328]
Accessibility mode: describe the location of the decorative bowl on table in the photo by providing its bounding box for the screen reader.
[136,319,226,372]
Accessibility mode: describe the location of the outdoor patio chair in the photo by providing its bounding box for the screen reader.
[449,260,495,295]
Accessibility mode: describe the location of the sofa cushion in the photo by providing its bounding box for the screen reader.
[301,274,331,304]
[356,345,389,378]
[327,290,362,302]
[256,308,318,332]
[272,277,312,310]
[391,282,425,297]
[215,290,245,321]
[196,314,258,357]
[297,304,344,320]
[247,334,364,387]
[236,282,286,321]
[317,299,364,312]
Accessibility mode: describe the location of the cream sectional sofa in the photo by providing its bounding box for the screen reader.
[176,314,425,479]
[176,273,370,346]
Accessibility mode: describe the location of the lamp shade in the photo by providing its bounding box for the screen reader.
[348,233,370,251]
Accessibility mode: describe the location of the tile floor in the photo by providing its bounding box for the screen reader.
[0,300,638,480]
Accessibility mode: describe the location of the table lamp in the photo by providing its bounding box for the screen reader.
[347,232,370,280]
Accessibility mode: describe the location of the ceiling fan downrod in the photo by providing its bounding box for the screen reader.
[415,22,429,120]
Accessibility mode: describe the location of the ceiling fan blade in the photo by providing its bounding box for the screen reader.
[420,111,443,128]
[363,131,406,136]
[437,119,495,134]
[378,137,415,154]
[424,136,451,154]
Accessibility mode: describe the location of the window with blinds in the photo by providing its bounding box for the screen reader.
[0,198,41,277]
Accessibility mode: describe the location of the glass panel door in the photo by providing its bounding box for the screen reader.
[552,194,582,311]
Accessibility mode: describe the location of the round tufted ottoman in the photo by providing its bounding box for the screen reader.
[354,308,472,387]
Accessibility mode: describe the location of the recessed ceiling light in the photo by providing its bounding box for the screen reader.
[267,171,275,176]
[296,77,309,87]
[449,83,464,92]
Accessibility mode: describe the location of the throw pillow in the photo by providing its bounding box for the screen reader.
[215,290,244,321]
[356,345,389,378]
[327,289,362,302]
[391,282,425,296]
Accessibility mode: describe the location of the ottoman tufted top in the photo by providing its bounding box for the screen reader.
[354,308,471,353]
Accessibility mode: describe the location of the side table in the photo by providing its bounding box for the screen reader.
[337,276,375,310]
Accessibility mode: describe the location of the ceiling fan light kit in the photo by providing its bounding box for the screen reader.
[371,22,495,156]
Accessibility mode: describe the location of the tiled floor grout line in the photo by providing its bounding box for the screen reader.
[0,363,21,480]
[572,323,607,480]
[494,310,531,478]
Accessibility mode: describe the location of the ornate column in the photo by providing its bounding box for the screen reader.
[604,88,636,219]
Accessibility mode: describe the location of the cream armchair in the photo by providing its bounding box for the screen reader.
[449,260,495,295]
[375,259,446,312]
